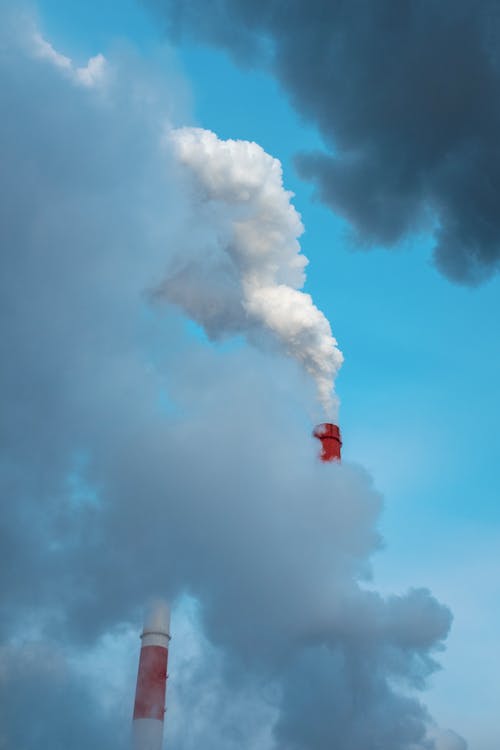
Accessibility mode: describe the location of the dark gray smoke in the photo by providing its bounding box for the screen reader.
[145,0,500,284]
[0,4,464,749]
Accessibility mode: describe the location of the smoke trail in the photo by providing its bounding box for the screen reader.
[162,127,343,417]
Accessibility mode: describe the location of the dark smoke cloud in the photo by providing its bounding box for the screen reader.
[145,0,500,284]
[0,5,463,749]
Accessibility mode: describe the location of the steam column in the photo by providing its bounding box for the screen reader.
[132,601,171,750]
[313,423,342,462]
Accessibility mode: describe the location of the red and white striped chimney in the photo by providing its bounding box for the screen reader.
[132,601,171,750]
[313,423,342,462]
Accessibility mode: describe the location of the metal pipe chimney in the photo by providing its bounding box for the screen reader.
[132,601,171,750]
[313,423,342,462]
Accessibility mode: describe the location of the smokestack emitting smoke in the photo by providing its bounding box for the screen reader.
[0,18,468,746]
[313,422,342,462]
[132,601,171,750]
[163,127,343,418]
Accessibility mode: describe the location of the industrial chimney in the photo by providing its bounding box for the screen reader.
[132,601,171,750]
[313,423,342,462]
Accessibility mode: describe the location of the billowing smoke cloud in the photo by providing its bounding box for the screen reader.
[0,5,465,750]
[146,0,500,284]
[161,126,342,416]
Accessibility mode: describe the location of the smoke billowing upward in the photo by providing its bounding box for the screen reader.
[0,7,466,750]
[146,0,500,284]
[161,127,343,417]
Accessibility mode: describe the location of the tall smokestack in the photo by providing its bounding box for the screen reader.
[313,423,342,462]
[132,601,171,750]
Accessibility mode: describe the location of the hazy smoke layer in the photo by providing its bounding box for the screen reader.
[162,127,343,416]
[0,6,465,750]
[147,0,500,284]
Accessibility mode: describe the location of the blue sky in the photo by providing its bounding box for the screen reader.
[8,0,500,747]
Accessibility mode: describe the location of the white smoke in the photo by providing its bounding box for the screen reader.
[163,127,343,417]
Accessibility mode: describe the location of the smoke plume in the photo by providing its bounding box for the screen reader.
[161,127,343,416]
[146,0,500,284]
[0,6,465,750]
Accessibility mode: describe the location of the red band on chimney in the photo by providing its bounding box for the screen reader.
[313,423,342,462]
[133,645,169,721]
